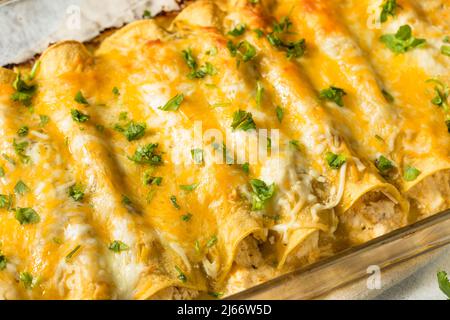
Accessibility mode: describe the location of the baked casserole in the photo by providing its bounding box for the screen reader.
[0,0,449,299]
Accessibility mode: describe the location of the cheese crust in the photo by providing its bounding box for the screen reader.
[0,0,449,299]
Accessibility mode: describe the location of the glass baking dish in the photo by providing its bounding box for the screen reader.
[1,0,450,300]
[229,209,450,299]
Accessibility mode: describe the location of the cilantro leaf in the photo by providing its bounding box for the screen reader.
[231,110,256,131]
[108,240,129,253]
[325,152,347,169]
[71,109,90,123]
[320,86,347,107]
[437,271,450,299]
[380,0,398,23]
[159,94,184,111]
[250,179,275,210]
[403,166,421,181]
[128,143,162,165]
[380,24,426,53]
[68,183,84,201]
[74,91,88,105]
[15,207,40,225]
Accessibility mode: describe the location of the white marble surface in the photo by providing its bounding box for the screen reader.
[376,246,450,300]
[0,0,449,300]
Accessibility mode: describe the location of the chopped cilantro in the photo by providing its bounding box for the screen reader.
[143,172,162,186]
[14,180,29,195]
[380,24,426,53]
[325,152,346,169]
[319,86,347,107]
[437,271,450,299]
[0,194,11,209]
[181,213,192,222]
[71,109,90,123]
[256,81,264,107]
[180,183,199,191]
[380,0,398,23]
[65,245,81,261]
[15,207,40,225]
[13,139,30,164]
[143,10,151,19]
[158,93,184,111]
[206,235,218,248]
[170,195,180,209]
[403,166,421,181]
[19,272,34,289]
[375,155,394,174]
[128,143,162,165]
[382,89,394,103]
[275,106,284,123]
[17,126,29,137]
[242,162,250,174]
[74,91,88,105]
[11,72,36,107]
[39,114,49,127]
[68,183,84,201]
[250,179,275,210]
[175,266,187,283]
[108,240,129,253]
[0,254,7,270]
[231,110,256,131]
[228,24,246,37]
[191,148,204,164]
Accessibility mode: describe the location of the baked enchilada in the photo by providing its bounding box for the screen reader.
[0,0,448,299]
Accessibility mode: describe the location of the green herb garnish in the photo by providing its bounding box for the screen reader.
[19,272,34,289]
[68,183,84,201]
[0,194,11,209]
[228,24,246,37]
[128,143,162,165]
[181,213,192,222]
[231,110,256,131]
[437,271,450,299]
[74,91,88,104]
[175,266,187,283]
[0,254,7,270]
[250,179,275,210]
[143,10,151,19]
[39,114,49,127]
[375,155,394,174]
[17,126,29,137]
[325,152,346,169]
[65,245,81,261]
[256,81,264,107]
[242,162,250,174]
[11,72,36,107]
[71,109,90,123]
[319,86,347,107]
[206,235,218,248]
[180,183,199,191]
[158,93,184,111]
[403,166,421,181]
[13,139,30,164]
[274,107,284,124]
[170,195,180,209]
[380,0,398,23]
[108,240,129,253]
[191,148,204,164]
[14,180,29,195]
[380,24,426,53]
[15,207,40,225]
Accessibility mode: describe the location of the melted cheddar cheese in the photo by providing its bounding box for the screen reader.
[0,0,449,299]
